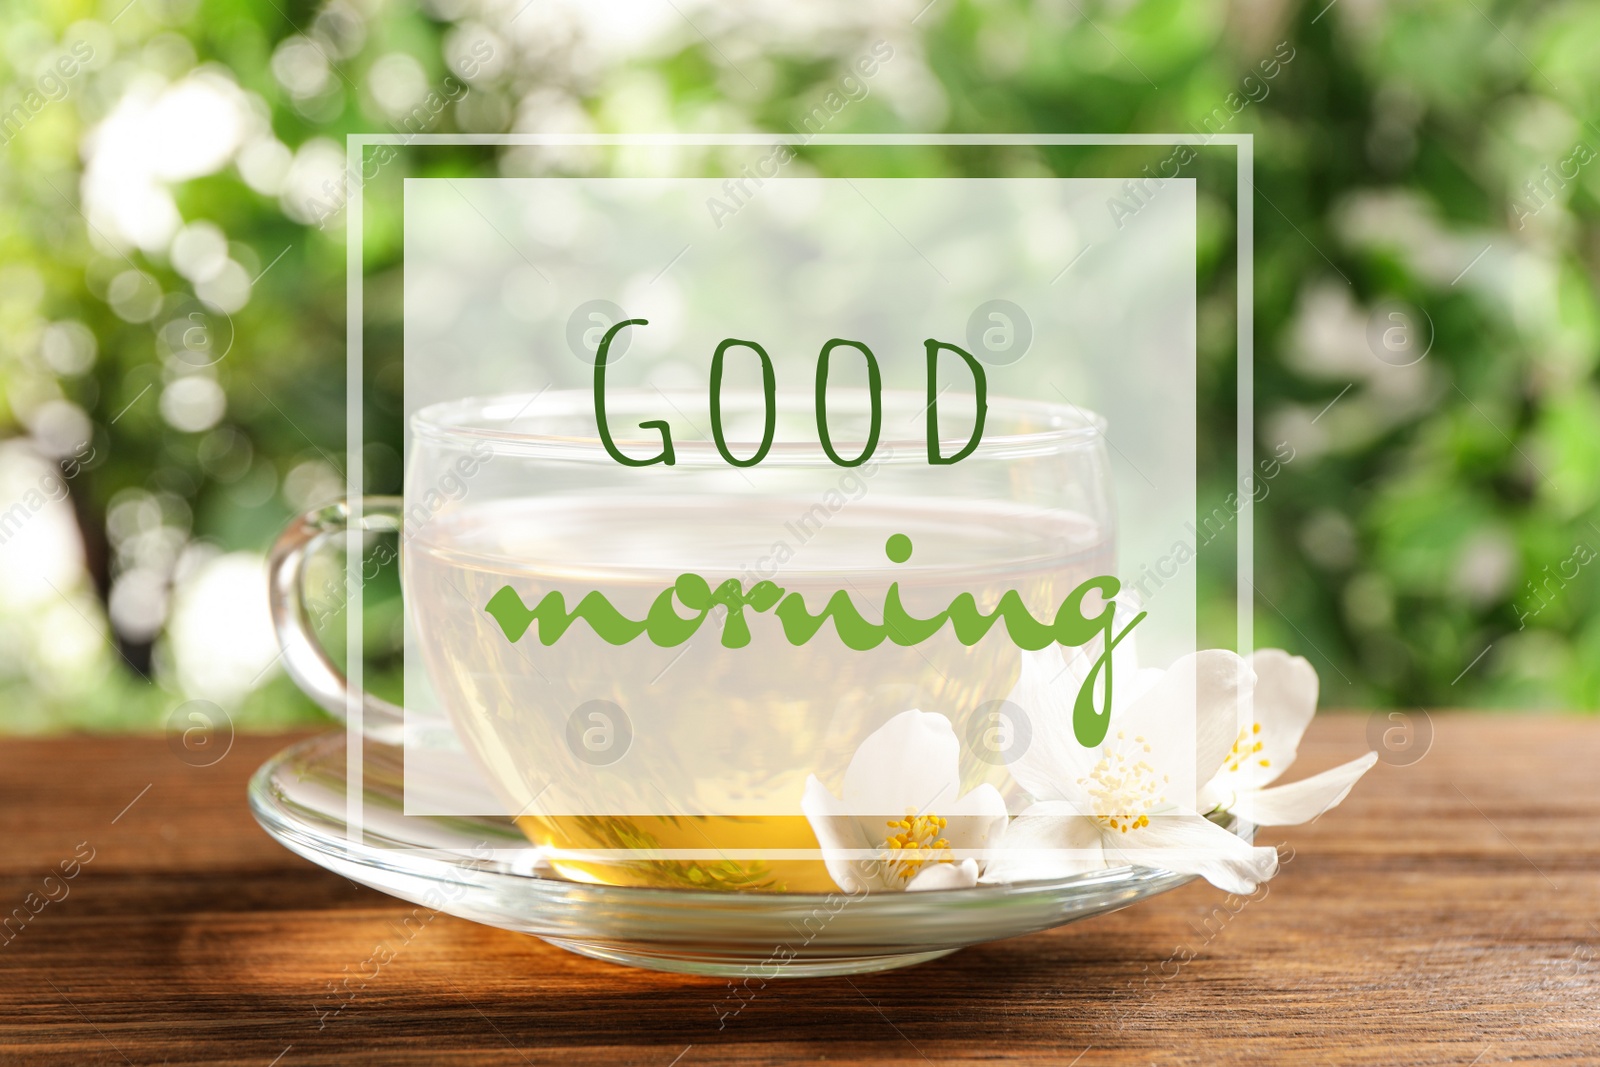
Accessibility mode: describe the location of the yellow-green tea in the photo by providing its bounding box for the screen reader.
[407,494,1111,890]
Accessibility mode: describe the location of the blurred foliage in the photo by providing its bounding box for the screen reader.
[0,0,1596,733]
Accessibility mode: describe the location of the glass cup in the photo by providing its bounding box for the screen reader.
[269,389,1114,892]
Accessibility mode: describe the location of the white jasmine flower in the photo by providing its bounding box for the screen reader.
[997,646,1282,896]
[1200,650,1378,826]
[802,710,1008,893]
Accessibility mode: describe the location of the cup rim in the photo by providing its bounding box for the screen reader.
[410,389,1106,466]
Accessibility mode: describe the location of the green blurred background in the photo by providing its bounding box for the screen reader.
[1,0,1596,733]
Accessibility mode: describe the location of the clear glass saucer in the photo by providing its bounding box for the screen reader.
[249,731,1217,977]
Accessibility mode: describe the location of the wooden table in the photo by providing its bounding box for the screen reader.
[2,715,1596,1065]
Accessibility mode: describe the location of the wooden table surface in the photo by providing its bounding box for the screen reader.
[1,714,1596,1065]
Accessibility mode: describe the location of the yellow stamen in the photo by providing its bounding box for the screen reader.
[1223,723,1267,773]
[880,809,956,882]
[1078,734,1167,834]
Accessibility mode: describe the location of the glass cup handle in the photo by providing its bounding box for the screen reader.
[267,497,406,745]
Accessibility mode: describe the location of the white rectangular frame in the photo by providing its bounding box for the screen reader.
[344,133,1254,843]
